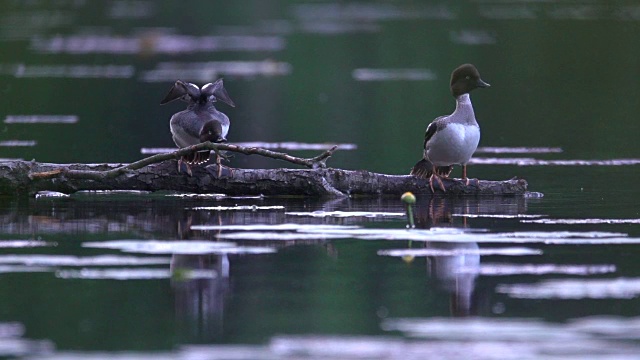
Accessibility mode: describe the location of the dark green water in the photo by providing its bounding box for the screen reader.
[1,1,640,358]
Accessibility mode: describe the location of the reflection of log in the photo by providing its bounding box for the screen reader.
[0,159,528,197]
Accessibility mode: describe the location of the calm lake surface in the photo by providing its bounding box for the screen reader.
[2,1,640,359]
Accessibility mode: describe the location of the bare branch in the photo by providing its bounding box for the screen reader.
[28,142,339,180]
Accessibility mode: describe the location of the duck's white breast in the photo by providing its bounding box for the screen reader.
[426,123,480,166]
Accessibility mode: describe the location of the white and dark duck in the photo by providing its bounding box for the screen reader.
[410,64,490,192]
[160,79,235,175]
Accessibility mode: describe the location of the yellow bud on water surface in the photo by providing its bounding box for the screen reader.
[401,191,416,204]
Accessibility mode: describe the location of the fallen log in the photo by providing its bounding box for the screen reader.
[0,143,528,197]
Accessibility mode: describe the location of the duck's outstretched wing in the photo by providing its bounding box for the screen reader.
[202,78,235,107]
[160,80,200,104]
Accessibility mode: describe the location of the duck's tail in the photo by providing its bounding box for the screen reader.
[410,159,453,179]
[182,150,211,165]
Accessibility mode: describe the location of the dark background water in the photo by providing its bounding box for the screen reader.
[1,1,640,358]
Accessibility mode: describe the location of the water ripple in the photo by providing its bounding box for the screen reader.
[3,63,134,78]
[469,263,616,276]
[522,218,640,225]
[378,247,542,257]
[286,211,404,218]
[4,115,78,124]
[30,34,286,54]
[83,240,275,255]
[470,157,640,166]
[352,68,436,81]
[0,140,36,147]
[141,60,291,82]
[497,277,640,299]
[475,146,563,154]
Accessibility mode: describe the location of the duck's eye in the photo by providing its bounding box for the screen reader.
[465,75,471,80]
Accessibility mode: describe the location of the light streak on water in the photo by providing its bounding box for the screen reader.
[30,34,286,54]
[475,146,563,154]
[352,68,436,81]
[0,140,36,147]
[140,60,292,82]
[4,115,78,124]
[470,157,640,166]
[450,30,497,45]
[3,64,134,78]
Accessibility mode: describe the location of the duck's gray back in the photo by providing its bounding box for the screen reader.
[170,106,229,148]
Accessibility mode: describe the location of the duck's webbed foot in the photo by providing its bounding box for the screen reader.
[215,153,223,177]
[177,157,193,176]
[429,173,447,193]
[461,164,478,187]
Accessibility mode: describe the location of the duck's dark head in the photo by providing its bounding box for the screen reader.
[450,64,490,98]
[199,120,227,143]
[160,78,236,107]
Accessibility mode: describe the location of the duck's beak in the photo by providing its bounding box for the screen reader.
[477,79,491,88]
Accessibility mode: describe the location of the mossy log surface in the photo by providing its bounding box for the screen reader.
[0,160,528,198]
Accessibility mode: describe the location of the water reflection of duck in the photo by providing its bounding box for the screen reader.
[410,64,490,192]
[415,196,454,228]
[425,241,479,317]
[161,79,235,175]
[171,253,230,342]
[416,197,480,316]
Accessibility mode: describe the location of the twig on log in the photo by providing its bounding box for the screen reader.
[28,142,339,180]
